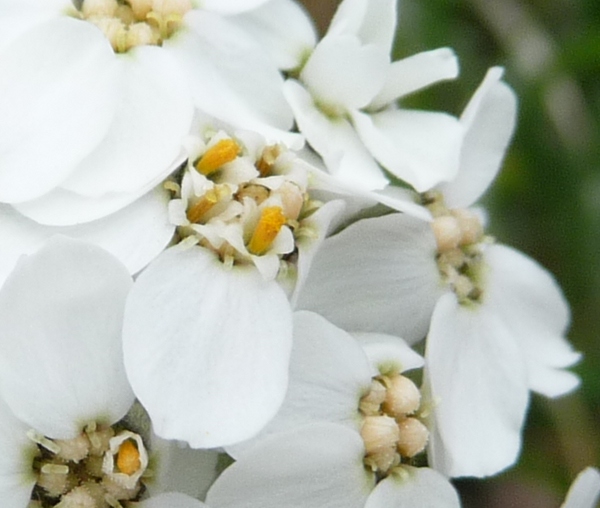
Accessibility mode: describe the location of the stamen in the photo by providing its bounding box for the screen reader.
[27,430,60,454]
[116,440,141,476]
[186,187,228,223]
[247,207,287,255]
[195,139,240,176]
[41,464,70,475]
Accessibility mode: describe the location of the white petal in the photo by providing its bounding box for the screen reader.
[439,67,518,208]
[228,0,317,70]
[352,108,462,192]
[297,213,443,343]
[207,423,372,508]
[0,17,118,202]
[15,151,183,226]
[370,48,460,109]
[0,237,134,439]
[0,3,64,54]
[426,292,529,478]
[140,493,209,508]
[167,11,295,139]
[1,189,173,284]
[328,0,397,52]
[353,333,425,376]
[365,467,461,508]
[123,246,293,447]
[561,468,600,508]
[201,0,270,14]
[227,311,371,458]
[150,436,219,501]
[60,46,193,197]
[0,397,37,507]
[301,35,389,111]
[485,244,580,397]
[284,80,388,190]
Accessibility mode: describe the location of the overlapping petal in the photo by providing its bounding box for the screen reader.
[426,292,530,478]
[123,245,293,447]
[0,237,134,439]
[297,213,443,342]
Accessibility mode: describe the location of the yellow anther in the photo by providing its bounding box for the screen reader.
[186,188,222,223]
[195,139,240,176]
[247,207,286,255]
[116,440,141,476]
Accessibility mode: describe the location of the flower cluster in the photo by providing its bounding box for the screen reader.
[0,0,595,507]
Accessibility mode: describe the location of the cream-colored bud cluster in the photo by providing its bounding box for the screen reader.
[166,131,321,278]
[73,0,192,53]
[28,422,149,507]
[423,191,488,305]
[359,373,429,476]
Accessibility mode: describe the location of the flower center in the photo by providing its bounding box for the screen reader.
[165,129,321,278]
[359,373,429,477]
[73,0,192,53]
[422,191,488,305]
[28,422,149,507]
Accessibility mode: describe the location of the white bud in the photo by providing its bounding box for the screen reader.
[81,0,118,17]
[451,208,483,246]
[382,375,421,417]
[431,215,461,252]
[397,417,429,458]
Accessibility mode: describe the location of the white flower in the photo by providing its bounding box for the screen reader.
[296,68,581,477]
[561,468,600,508]
[0,235,211,506]
[283,0,462,193]
[204,312,460,508]
[122,127,344,448]
[0,0,297,225]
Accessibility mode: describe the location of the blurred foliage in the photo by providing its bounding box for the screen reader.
[300,0,600,505]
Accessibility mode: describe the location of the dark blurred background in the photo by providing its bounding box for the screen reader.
[300,0,600,505]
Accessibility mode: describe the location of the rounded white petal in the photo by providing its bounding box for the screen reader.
[426,292,530,478]
[227,311,372,458]
[328,0,396,52]
[297,213,443,343]
[301,35,388,111]
[1,188,173,285]
[561,468,600,508]
[439,67,518,208]
[0,397,37,506]
[284,80,388,190]
[370,48,460,109]
[228,0,317,70]
[353,333,425,376]
[139,492,209,508]
[352,108,462,192]
[123,246,293,447]
[207,423,372,508]
[0,237,134,439]
[485,244,581,397]
[365,467,461,508]
[60,46,194,197]
[0,17,118,202]
[166,11,294,137]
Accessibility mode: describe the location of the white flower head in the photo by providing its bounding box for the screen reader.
[283,0,462,194]
[206,312,460,508]
[0,0,297,226]
[123,126,344,449]
[296,68,581,478]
